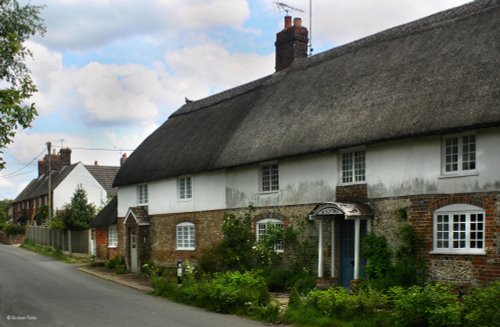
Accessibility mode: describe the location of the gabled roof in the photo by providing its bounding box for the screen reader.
[123,206,150,226]
[13,164,78,202]
[91,197,117,227]
[114,0,500,187]
[13,163,120,203]
[85,165,120,197]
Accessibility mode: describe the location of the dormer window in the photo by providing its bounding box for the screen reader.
[341,149,366,184]
[137,184,148,205]
[261,163,279,192]
[178,176,192,200]
[442,133,476,175]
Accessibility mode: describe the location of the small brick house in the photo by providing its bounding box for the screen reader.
[112,0,500,285]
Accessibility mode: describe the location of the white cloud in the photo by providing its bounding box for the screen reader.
[303,0,472,48]
[165,43,274,99]
[34,0,251,50]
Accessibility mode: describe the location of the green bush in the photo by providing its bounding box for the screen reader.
[153,270,270,315]
[105,255,124,269]
[390,283,463,327]
[1,223,25,235]
[463,281,500,327]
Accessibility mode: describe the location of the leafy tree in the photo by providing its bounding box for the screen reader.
[0,199,11,223]
[60,186,96,231]
[0,0,45,168]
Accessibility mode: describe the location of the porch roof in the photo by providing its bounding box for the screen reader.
[308,202,372,220]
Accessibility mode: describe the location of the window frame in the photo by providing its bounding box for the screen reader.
[108,225,118,248]
[431,204,485,255]
[441,133,477,177]
[340,148,366,185]
[178,176,193,201]
[176,222,195,251]
[137,184,148,205]
[260,162,279,192]
[256,218,285,253]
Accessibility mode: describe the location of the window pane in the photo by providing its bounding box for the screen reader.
[462,135,476,171]
[445,138,458,172]
[342,152,353,183]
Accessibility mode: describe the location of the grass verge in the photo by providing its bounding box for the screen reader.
[20,239,90,264]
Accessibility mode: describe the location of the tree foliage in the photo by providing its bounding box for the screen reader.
[58,186,96,231]
[0,199,11,222]
[0,0,45,168]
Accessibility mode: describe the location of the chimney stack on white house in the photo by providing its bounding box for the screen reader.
[275,15,308,71]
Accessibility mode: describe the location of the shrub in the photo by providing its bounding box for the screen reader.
[390,283,463,327]
[160,270,270,315]
[105,255,124,269]
[463,281,500,327]
[1,223,25,235]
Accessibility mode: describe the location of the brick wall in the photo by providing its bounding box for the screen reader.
[370,192,500,285]
[94,227,119,260]
[336,184,368,203]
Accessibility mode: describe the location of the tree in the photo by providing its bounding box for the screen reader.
[0,0,45,168]
[60,186,96,231]
[0,199,11,223]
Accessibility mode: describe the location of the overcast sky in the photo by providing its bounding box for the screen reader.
[1,0,471,200]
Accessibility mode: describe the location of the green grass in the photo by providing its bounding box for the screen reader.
[20,240,90,264]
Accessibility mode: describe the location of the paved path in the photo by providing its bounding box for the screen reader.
[0,245,264,327]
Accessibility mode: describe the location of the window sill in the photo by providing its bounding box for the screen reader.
[108,245,118,249]
[176,248,195,251]
[338,181,367,186]
[429,249,485,256]
[177,198,192,202]
[439,171,478,179]
[258,190,280,195]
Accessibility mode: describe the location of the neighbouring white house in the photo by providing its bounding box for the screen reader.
[10,148,119,224]
[111,0,500,286]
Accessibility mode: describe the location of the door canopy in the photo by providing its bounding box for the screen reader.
[309,202,372,220]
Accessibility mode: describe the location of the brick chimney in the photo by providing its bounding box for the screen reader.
[120,153,127,166]
[37,148,71,177]
[275,16,308,72]
[59,148,71,166]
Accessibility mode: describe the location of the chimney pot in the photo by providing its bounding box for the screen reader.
[94,161,98,166]
[120,153,127,166]
[293,17,302,27]
[284,15,292,29]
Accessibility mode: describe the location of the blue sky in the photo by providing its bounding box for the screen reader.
[1,0,471,199]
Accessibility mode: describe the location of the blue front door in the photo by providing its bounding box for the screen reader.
[340,220,367,288]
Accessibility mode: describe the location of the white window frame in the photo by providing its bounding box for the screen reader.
[260,163,279,192]
[178,176,193,200]
[108,225,118,248]
[340,148,366,185]
[256,218,285,253]
[441,133,477,176]
[431,204,485,255]
[137,184,148,205]
[176,222,195,250]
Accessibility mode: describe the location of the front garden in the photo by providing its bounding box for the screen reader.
[143,208,500,326]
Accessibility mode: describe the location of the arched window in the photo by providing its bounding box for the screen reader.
[176,222,195,250]
[433,204,485,255]
[256,218,284,253]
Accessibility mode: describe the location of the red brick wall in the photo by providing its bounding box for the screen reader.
[336,184,368,203]
[95,227,119,260]
[406,193,500,285]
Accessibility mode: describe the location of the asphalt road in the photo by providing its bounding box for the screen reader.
[0,245,264,327]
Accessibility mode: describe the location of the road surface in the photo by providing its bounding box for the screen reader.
[0,244,264,327]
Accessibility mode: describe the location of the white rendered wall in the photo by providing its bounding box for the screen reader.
[53,163,107,212]
[117,170,226,216]
[226,153,337,208]
[367,128,500,197]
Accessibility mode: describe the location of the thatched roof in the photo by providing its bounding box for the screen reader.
[91,197,117,227]
[114,0,500,187]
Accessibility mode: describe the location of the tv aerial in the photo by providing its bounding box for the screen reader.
[272,1,313,56]
[273,1,304,15]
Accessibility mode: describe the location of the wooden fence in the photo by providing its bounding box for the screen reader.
[25,226,93,255]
